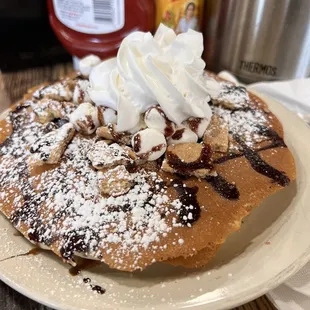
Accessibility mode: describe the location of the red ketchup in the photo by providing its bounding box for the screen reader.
[47,0,155,63]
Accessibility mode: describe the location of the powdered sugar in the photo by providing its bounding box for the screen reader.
[0,104,180,270]
[0,73,276,271]
[98,165,132,197]
[87,141,133,169]
[213,82,249,109]
[212,105,268,147]
[29,123,75,165]
[73,79,91,104]
[33,81,72,101]
[30,98,75,121]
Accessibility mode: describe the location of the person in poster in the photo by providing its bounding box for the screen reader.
[175,2,198,34]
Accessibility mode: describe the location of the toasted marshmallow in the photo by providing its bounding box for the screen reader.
[131,128,167,161]
[144,106,175,137]
[69,102,99,135]
[79,55,101,77]
[73,80,91,104]
[168,126,198,145]
[97,106,117,126]
[182,117,210,138]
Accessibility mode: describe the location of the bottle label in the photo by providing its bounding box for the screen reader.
[155,0,204,34]
[53,0,125,34]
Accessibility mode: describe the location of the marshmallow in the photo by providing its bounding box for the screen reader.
[131,128,167,161]
[168,126,198,145]
[97,106,117,126]
[217,70,239,85]
[69,102,100,135]
[73,80,91,104]
[128,116,147,134]
[79,55,101,77]
[182,117,210,138]
[144,106,175,137]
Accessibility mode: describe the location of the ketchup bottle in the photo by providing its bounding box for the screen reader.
[47,0,155,65]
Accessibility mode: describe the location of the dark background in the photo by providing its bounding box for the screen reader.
[0,0,70,72]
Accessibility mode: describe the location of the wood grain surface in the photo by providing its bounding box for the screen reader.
[0,64,277,310]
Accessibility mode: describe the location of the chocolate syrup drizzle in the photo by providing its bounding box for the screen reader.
[69,259,100,276]
[152,106,175,137]
[171,179,200,225]
[185,118,202,135]
[234,135,290,187]
[256,125,287,150]
[83,278,106,294]
[170,128,185,140]
[205,175,240,200]
[0,100,291,261]
[68,260,105,294]
[168,122,290,224]
[60,229,99,261]
[214,126,287,163]
[0,106,91,255]
[170,174,239,225]
[0,105,30,156]
[166,144,213,172]
[0,107,53,244]
[0,247,43,263]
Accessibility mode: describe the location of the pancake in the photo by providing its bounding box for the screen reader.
[0,72,296,272]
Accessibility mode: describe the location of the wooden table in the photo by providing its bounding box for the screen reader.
[0,64,277,310]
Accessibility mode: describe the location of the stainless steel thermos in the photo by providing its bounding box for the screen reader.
[203,0,310,82]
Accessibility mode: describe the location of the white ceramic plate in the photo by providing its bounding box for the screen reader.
[1,92,310,310]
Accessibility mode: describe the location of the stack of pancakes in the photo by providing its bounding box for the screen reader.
[0,72,296,271]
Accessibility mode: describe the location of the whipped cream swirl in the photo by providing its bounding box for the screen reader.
[88,24,220,132]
